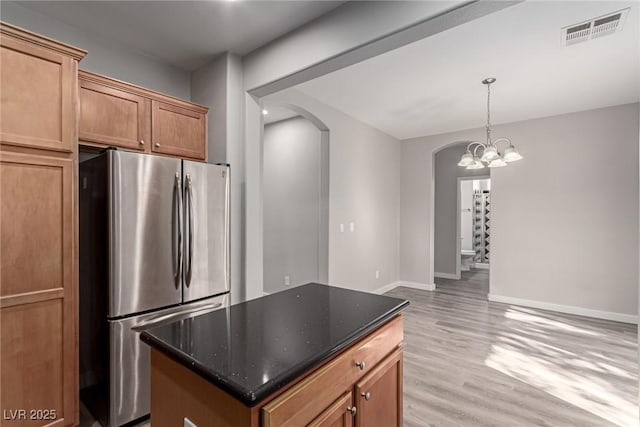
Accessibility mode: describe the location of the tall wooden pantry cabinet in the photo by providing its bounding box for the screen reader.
[0,22,86,426]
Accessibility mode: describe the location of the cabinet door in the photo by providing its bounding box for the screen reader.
[151,100,206,160]
[354,348,403,427]
[308,392,354,427]
[79,78,150,151]
[0,151,76,426]
[0,35,76,152]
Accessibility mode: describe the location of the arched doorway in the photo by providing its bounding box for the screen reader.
[261,104,330,293]
[432,141,491,293]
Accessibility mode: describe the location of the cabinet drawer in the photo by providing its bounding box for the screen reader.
[262,316,402,427]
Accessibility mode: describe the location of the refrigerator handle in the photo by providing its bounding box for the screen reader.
[131,302,223,332]
[173,173,183,289]
[185,174,194,287]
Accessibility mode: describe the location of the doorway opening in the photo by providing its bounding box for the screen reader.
[459,178,491,275]
[261,105,329,294]
[433,142,490,293]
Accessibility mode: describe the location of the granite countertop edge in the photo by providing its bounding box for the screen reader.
[140,300,409,407]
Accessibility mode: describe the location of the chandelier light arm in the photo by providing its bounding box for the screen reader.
[493,137,513,151]
[465,141,486,157]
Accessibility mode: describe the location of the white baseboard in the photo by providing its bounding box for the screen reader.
[263,291,271,296]
[374,281,436,294]
[474,263,489,270]
[488,293,638,324]
[399,281,436,291]
[434,272,460,280]
[372,281,401,295]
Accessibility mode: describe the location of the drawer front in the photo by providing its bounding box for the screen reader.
[262,316,403,427]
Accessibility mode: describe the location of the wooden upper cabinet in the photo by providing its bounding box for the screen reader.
[78,70,208,161]
[0,23,85,152]
[151,100,206,160]
[308,392,354,427]
[354,348,403,427]
[79,74,150,151]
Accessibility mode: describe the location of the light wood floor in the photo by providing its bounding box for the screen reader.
[82,269,637,426]
[386,269,638,427]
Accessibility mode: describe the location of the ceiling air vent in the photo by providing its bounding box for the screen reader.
[562,8,629,46]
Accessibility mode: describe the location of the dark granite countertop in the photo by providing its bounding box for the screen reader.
[140,283,409,406]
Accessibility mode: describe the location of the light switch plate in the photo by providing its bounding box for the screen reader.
[184,417,197,427]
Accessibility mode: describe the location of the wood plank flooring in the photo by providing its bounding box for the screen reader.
[386,269,638,427]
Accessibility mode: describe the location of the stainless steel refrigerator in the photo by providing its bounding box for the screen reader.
[79,149,230,426]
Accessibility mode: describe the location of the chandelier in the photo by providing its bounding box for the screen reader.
[457,78,523,169]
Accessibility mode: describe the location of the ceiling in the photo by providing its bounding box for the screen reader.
[295,1,640,140]
[14,1,346,71]
[263,106,300,125]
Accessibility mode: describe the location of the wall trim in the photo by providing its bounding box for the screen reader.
[399,281,437,291]
[488,293,638,324]
[373,281,436,294]
[434,272,460,280]
[474,263,490,270]
[372,281,400,295]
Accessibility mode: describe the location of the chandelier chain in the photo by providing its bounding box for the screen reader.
[485,81,492,144]
[486,82,491,129]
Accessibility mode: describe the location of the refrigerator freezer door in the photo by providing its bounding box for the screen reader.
[109,293,229,426]
[182,162,230,302]
[109,150,183,317]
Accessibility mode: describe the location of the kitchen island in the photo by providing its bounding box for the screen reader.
[141,283,409,427]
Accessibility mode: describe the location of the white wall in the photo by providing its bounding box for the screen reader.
[263,89,401,294]
[401,103,639,320]
[191,53,246,304]
[241,1,520,299]
[434,144,489,276]
[2,1,190,99]
[263,116,327,294]
[191,54,229,163]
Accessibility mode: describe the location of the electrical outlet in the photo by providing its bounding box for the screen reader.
[284,276,290,286]
[340,223,345,233]
[375,270,380,279]
[184,417,197,427]
[349,222,355,232]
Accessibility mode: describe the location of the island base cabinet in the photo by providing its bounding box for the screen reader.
[149,350,260,427]
[148,315,404,427]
